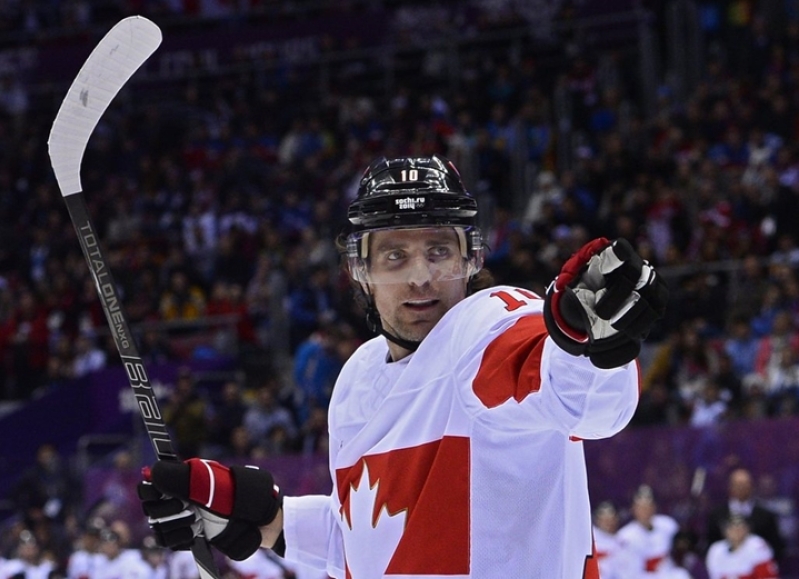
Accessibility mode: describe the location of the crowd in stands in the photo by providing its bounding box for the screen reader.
[0,0,798,577]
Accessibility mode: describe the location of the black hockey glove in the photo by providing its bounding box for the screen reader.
[544,237,668,369]
[137,458,283,561]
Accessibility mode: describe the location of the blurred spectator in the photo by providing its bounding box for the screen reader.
[292,322,357,427]
[94,528,149,579]
[522,171,564,227]
[763,342,799,416]
[66,518,105,579]
[705,515,779,579]
[2,529,56,579]
[710,351,745,417]
[12,443,79,527]
[227,425,257,460]
[71,334,107,378]
[168,550,200,579]
[205,281,257,352]
[181,200,218,283]
[750,284,785,338]
[204,380,248,458]
[617,485,680,575]
[212,227,255,289]
[653,530,702,579]
[138,330,175,366]
[756,472,797,559]
[286,263,339,353]
[162,368,208,458]
[727,256,769,321]
[242,381,298,455]
[755,310,799,408]
[723,315,760,379]
[3,289,50,399]
[643,324,716,425]
[705,468,785,564]
[299,407,329,457]
[90,451,141,536]
[47,335,76,384]
[246,253,290,355]
[689,378,729,427]
[159,271,206,322]
[139,537,168,579]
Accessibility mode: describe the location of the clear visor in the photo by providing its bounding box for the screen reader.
[346,226,482,285]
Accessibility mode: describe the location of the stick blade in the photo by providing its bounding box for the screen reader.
[47,16,162,197]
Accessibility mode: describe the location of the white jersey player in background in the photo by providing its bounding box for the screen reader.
[616,485,680,576]
[138,155,668,578]
[705,515,779,579]
[593,501,637,579]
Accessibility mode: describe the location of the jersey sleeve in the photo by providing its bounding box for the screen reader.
[451,286,639,439]
[705,542,724,579]
[282,494,345,578]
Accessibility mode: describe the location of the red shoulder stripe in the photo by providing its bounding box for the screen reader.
[472,315,547,408]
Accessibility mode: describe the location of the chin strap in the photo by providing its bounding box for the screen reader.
[364,302,422,354]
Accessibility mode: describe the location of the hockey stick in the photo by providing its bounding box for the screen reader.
[47,16,220,579]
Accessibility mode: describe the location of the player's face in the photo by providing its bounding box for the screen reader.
[724,520,748,547]
[367,228,468,354]
[632,498,656,523]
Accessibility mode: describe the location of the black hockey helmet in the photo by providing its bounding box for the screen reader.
[348,154,479,231]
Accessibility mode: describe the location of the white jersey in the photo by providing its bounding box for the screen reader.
[616,514,680,575]
[93,552,150,579]
[67,550,106,579]
[225,551,285,579]
[167,550,200,579]
[705,535,779,579]
[283,286,639,578]
[594,526,637,579]
[0,559,54,579]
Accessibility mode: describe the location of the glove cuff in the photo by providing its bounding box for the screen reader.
[587,334,641,369]
[209,466,283,561]
[544,281,589,357]
[210,520,262,561]
[230,465,282,526]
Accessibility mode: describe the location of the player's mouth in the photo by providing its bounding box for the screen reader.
[403,298,439,311]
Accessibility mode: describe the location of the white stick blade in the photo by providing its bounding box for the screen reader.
[47,16,162,196]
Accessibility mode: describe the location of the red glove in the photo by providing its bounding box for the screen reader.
[138,458,283,561]
[544,238,668,368]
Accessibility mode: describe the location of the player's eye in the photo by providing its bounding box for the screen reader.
[429,245,453,259]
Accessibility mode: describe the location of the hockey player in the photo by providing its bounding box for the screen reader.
[705,515,780,579]
[616,485,680,576]
[137,155,668,578]
[593,501,636,579]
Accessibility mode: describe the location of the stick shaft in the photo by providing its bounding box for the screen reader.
[64,193,175,459]
[63,193,220,579]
